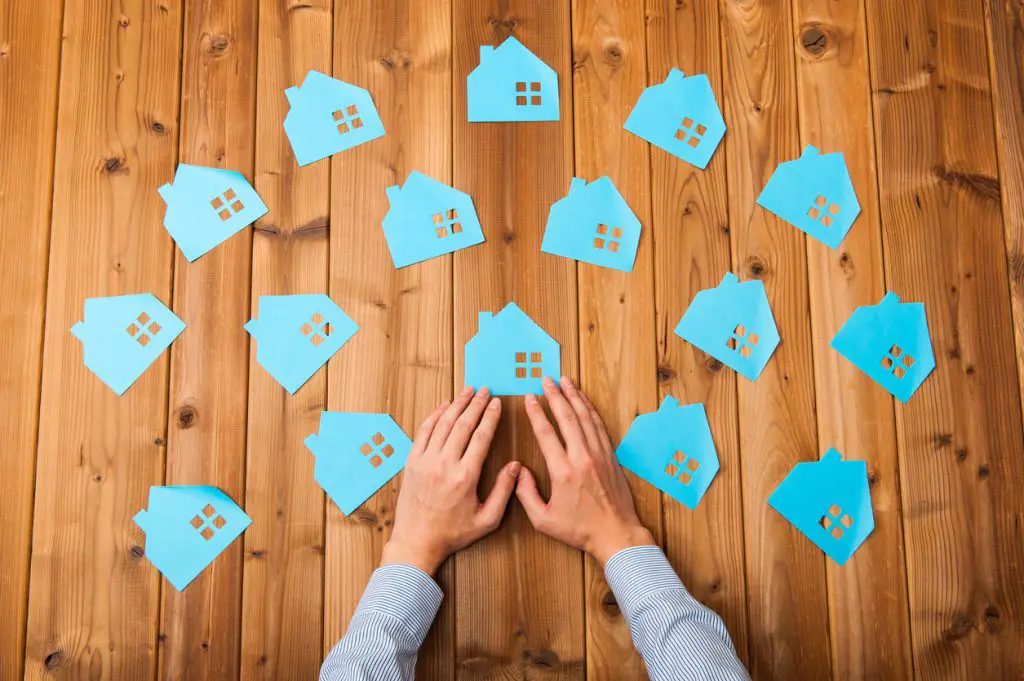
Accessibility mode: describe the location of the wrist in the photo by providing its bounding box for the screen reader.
[380,538,446,576]
[588,524,655,567]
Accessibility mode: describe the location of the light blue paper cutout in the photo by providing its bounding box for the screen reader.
[305,411,414,515]
[283,69,386,167]
[768,448,874,565]
[244,294,358,394]
[158,164,268,262]
[382,170,485,268]
[133,485,251,591]
[70,293,186,395]
[541,177,642,272]
[467,37,559,122]
[624,69,726,170]
[830,292,935,403]
[674,273,780,382]
[615,397,719,510]
[757,145,861,249]
[465,302,560,396]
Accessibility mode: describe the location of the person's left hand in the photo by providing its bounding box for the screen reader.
[381,386,520,576]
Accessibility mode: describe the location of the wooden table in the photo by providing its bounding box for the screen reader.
[3,0,1024,678]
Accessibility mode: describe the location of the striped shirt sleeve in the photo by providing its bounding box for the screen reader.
[604,545,750,681]
[320,563,443,681]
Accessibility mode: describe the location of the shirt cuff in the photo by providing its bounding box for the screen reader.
[354,564,444,645]
[604,545,686,622]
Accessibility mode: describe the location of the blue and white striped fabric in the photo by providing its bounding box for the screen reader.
[321,546,748,680]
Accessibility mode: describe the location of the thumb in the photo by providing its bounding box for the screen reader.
[515,465,549,529]
[477,461,521,532]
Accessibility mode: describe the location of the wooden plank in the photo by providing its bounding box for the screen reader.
[788,2,913,679]
[568,0,660,677]
[644,0,750,662]
[719,0,831,677]
[239,0,332,678]
[452,2,583,678]
[158,2,257,678]
[325,1,454,678]
[864,0,1024,676]
[0,0,62,676]
[22,0,183,677]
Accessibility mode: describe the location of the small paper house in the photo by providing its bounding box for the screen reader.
[70,293,186,395]
[305,411,414,515]
[757,145,860,249]
[158,164,268,262]
[768,448,874,565]
[624,69,726,170]
[467,37,559,122]
[382,170,485,268]
[465,302,559,396]
[133,486,251,591]
[283,69,385,166]
[615,397,719,510]
[244,294,359,394]
[830,292,935,403]
[674,273,780,382]
[541,177,642,272]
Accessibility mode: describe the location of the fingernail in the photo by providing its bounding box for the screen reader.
[478,386,490,398]
[542,376,555,387]
[462,385,474,396]
[525,393,538,405]
[488,397,501,410]
[506,461,522,478]
[559,375,573,389]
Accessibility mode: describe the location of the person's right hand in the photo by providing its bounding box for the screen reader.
[515,376,654,566]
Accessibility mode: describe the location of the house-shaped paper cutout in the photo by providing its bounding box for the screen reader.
[465,302,560,396]
[623,69,726,170]
[615,397,720,510]
[768,448,875,565]
[382,170,485,268]
[133,485,251,591]
[158,164,268,262]
[674,273,780,382]
[757,145,861,249]
[541,176,642,272]
[70,293,186,395]
[305,411,414,516]
[467,37,559,122]
[244,294,359,394]
[283,69,385,167]
[830,292,935,403]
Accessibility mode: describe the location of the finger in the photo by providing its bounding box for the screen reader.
[461,397,502,473]
[514,466,549,530]
[425,385,475,455]
[541,376,587,454]
[440,387,492,461]
[558,376,602,453]
[578,388,614,455]
[476,461,521,532]
[409,400,449,459]
[524,391,569,474]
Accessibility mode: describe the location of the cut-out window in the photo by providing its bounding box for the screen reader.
[880,344,915,380]
[360,431,395,469]
[819,503,853,540]
[593,224,624,254]
[515,351,543,379]
[190,503,227,541]
[300,312,333,347]
[432,208,462,238]
[674,117,708,149]
[211,188,244,222]
[332,105,363,134]
[726,324,759,358]
[515,81,543,106]
[126,312,162,348]
[664,450,701,486]
[807,194,841,228]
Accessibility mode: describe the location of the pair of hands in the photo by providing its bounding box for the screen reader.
[381,376,653,576]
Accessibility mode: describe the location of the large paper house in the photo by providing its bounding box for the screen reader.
[541,176,642,272]
[757,145,860,249]
[615,397,719,510]
[467,37,559,122]
[464,302,560,396]
[624,69,726,169]
[830,292,935,403]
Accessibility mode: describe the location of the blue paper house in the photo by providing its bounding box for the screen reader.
[283,69,386,167]
[768,448,874,565]
[467,37,559,122]
[70,293,186,395]
[158,164,268,262]
[830,292,935,403]
[541,177,642,272]
[133,486,251,591]
[623,69,726,170]
[382,170,485,268]
[465,302,559,396]
[245,294,359,394]
[757,145,860,249]
[615,397,719,510]
[305,411,414,515]
[674,273,780,381]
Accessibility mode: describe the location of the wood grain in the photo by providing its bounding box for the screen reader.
[644,0,750,661]
[23,0,183,677]
[452,2,584,678]
[788,1,913,678]
[0,0,62,676]
[865,0,1024,676]
[239,0,332,678]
